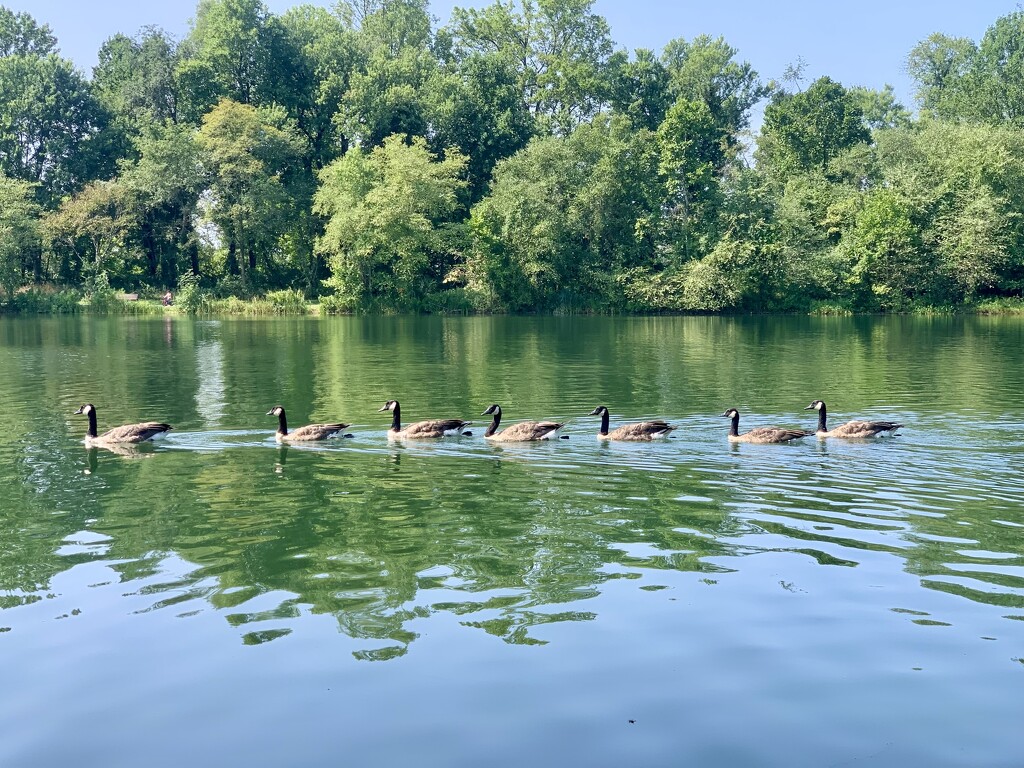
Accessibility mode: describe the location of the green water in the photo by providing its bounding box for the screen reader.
[1,315,1022,767]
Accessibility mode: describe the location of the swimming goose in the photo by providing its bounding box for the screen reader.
[74,403,171,444]
[482,404,564,441]
[804,400,902,438]
[721,408,812,444]
[267,406,350,442]
[589,406,675,441]
[379,400,471,438]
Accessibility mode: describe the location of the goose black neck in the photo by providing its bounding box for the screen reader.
[599,409,609,436]
[86,410,98,438]
[391,403,401,432]
[276,410,288,435]
[817,404,827,432]
[729,412,739,437]
[485,410,501,437]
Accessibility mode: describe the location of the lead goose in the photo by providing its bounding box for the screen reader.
[589,406,675,441]
[721,408,812,444]
[804,400,902,438]
[267,406,350,442]
[74,403,171,444]
[482,404,564,441]
[379,400,471,439]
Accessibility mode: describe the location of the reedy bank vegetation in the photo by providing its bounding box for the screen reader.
[2,1,1024,314]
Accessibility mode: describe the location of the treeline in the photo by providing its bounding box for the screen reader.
[2,0,1024,314]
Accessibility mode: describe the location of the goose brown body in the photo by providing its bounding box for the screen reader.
[805,400,903,438]
[482,404,563,441]
[722,408,812,444]
[379,400,471,439]
[74,404,171,445]
[589,406,675,441]
[267,406,349,442]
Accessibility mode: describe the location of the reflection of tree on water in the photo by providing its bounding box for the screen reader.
[5,402,1024,659]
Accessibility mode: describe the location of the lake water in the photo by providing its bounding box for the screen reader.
[1,315,1022,767]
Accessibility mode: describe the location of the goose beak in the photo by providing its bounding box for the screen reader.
[720,411,731,417]
[803,403,815,410]
[266,409,275,416]
[588,408,601,416]
[377,404,389,412]
[481,410,490,416]
[74,406,84,415]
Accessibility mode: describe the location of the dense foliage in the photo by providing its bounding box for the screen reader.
[2,0,1024,313]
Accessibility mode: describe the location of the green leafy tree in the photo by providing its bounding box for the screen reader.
[315,134,467,310]
[0,51,112,202]
[42,180,138,285]
[197,99,302,287]
[974,11,1024,126]
[339,0,434,148]
[655,98,723,263]
[876,120,1024,300]
[177,0,273,121]
[0,174,41,295]
[0,7,57,57]
[119,121,206,282]
[661,35,768,160]
[448,0,615,135]
[850,85,911,131]
[758,76,870,181]
[841,188,927,310]
[423,51,534,202]
[608,48,671,131]
[93,28,180,133]
[271,6,361,170]
[468,118,657,311]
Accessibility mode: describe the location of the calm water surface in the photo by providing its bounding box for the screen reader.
[1,315,1022,767]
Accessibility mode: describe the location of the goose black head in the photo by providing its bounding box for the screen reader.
[379,400,399,412]
[721,408,740,419]
[74,404,95,416]
[482,404,502,416]
[267,405,285,416]
[589,406,608,416]
[804,400,825,411]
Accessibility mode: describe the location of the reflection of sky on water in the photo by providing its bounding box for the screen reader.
[195,336,226,427]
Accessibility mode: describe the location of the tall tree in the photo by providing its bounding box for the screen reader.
[177,0,272,121]
[42,180,137,284]
[197,99,302,286]
[423,51,534,202]
[269,6,360,170]
[119,121,206,282]
[339,0,435,148]
[93,28,180,131]
[0,51,112,202]
[0,7,57,57]
[661,35,768,158]
[448,0,615,134]
[0,174,41,293]
[608,48,671,132]
[656,98,723,263]
[974,11,1024,126]
[315,134,467,310]
[757,76,870,181]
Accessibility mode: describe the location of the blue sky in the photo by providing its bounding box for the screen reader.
[5,0,1018,116]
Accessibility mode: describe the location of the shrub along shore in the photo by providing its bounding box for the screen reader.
[4,285,1024,317]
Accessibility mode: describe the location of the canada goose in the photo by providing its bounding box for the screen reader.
[378,400,471,438]
[267,406,350,442]
[589,406,675,441]
[74,403,171,444]
[804,400,902,438]
[721,408,812,444]
[482,404,564,441]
